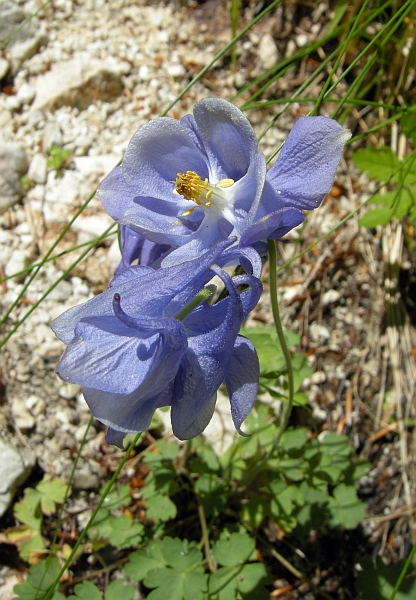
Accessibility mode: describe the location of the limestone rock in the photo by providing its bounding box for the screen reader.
[0,436,36,517]
[0,137,29,214]
[31,54,131,112]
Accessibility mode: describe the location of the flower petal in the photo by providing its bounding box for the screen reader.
[193,98,259,181]
[98,166,134,222]
[123,117,209,199]
[266,116,351,209]
[225,335,259,435]
[241,207,304,246]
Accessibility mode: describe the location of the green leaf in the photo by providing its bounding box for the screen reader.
[132,538,206,600]
[212,532,255,567]
[105,579,135,600]
[401,107,416,144]
[359,206,394,228]
[243,326,299,376]
[68,581,103,600]
[280,427,308,451]
[125,540,166,581]
[353,147,400,182]
[240,494,269,529]
[91,513,143,548]
[356,556,416,600]
[13,557,66,600]
[327,484,366,529]
[142,483,177,521]
[209,563,271,600]
[14,489,43,530]
[100,484,131,512]
[37,475,67,516]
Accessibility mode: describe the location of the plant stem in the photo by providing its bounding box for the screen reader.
[44,432,142,600]
[267,239,294,444]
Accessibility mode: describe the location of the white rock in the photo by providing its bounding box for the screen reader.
[17,82,36,105]
[28,153,47,184]
[4,249,30,282]
[59,382,81,400]
[258,33,279,70]
[296,34,308,48]
[322,289,341,306]
[4,94,21,112]
[31,55,130,112]
[0,137,29,214]
[11,398,35,431]
[0,58,9,79]
[43,122,63,150]
[0,436,36,516]
[309,323,331,343]
[167,63,185,78]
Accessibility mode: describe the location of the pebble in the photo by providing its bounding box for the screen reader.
[0,436,36,516]
[257,33,279,70]
[28,152,47,183]
[17,82,36,105]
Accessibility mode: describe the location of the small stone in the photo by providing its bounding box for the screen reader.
[309,323,331,343]
[72,463,100,490]
[58,382,81,400]
[28,153,47,184]
[0,436,36,516]
[17,82,36,105]
[4,249,30,282]
[0,58,9,80]
[4,94,21,112]
[258,33,279,70]
[0,137,29,214]
[296,34,308,48]
[322,290,341,306]
[11,398,35,431]
[43,122,63,150]
[167,63,185,78]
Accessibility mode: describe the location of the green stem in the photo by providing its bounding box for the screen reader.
[174,286,215,322]
[267,239,294,444]
[389,543,416,600]
[43,432,142,600]
[50,415,94,552]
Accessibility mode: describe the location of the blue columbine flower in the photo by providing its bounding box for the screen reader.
[51,240,262,446]
[114,225,170,276]
[99,98,350,266]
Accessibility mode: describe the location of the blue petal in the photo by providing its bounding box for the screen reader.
[51,239,234,344]
[83,380,175,434]
[266,116,351,210]
[193,98,259,181]
[56,309,187,396]
[123,117,209,199]
[98,166,134,222]
[170,266,244,438]
[225,335,259,435]
[241,207,305,246]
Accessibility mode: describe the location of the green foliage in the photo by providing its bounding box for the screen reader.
[209,532,271,600]
[126,537,207,600]
[68,579,135,600]
[47,145,72,175]
[13,557,66,600]
[353,147,416,226]
[9,475,66,561]
[89,484,144,548]
[243,326,313,406]
[356,556,416,599]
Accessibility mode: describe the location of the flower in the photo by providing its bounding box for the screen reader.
[51,240,262,446]
[114,225,170,277]
[99,98,350,266]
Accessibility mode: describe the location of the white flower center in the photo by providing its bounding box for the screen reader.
[174,171,234,216]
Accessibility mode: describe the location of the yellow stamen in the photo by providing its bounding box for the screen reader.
[173,170,235,216]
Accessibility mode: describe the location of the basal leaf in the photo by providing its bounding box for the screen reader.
[356,555,416,600]
[353,147,400,182]
[209,563,271,600]
[359,207,394,228]
[328,483,366,529]
[13,557,65,600]
[212,532,255,567]
[37,475,67,516]
[125,540,166,581]
[68,581,103,600]
[105,579,135,600]
[14,489,43,530]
